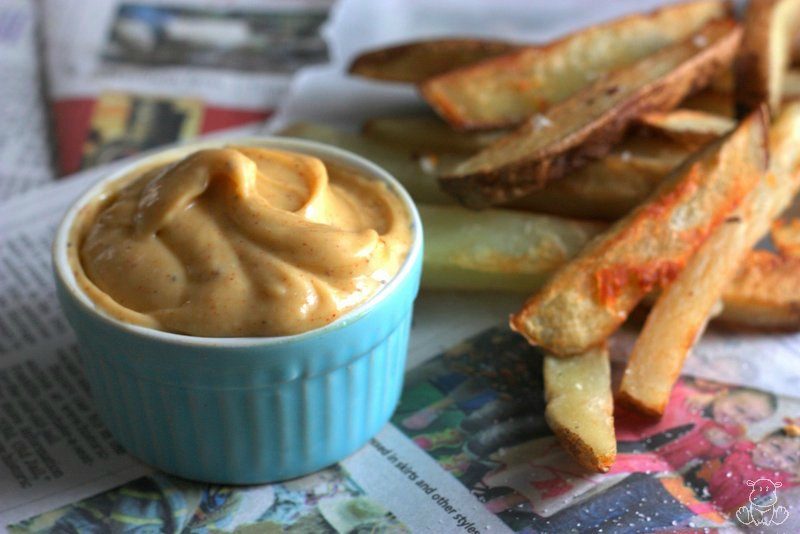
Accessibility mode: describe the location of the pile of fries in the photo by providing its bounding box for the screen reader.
[283,0,800,472]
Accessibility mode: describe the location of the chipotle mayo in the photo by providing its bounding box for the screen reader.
[72,147,412,337]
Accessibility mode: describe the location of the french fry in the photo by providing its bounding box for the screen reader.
[279,123,457,204]
[718,250,800,329]
[544,345,616,473]
[348,38,521,83]
[440,19,742,208]
[419,205,604,292]
[362,116,505,154]
[620,104,800,417]
[510,109,768,356]
[420,0,730,129]
[735,0,800,115]
[636,109,735,146]
[507,136,691,220]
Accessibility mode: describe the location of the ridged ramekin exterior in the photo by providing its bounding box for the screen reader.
[53,137,423,484]
[56,258,419,483]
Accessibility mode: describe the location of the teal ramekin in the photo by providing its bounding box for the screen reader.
[52,137,423,484]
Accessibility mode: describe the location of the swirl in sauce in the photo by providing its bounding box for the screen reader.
[73,147,411,337]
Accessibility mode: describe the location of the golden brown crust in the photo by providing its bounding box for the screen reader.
[348,39,520,83]
[509,108,768,356]
[439,20,742,208]
[545,417,616,472]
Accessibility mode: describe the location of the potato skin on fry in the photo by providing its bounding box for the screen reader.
[439,20,743,208]
[348,39,520,83]
[544,345,615,472]
[510,109,768,356]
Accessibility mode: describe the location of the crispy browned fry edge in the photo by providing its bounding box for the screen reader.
[439,20,742,208]
[636,109,735,147]
[735,0,800,115]
[348,39,521,83]
[509,109,768,356]
[420,0,730,129]
[544,345,615,472]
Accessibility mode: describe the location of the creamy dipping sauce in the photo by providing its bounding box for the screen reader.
[71,147,412,337]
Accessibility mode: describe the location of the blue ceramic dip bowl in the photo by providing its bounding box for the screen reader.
[52,137,423,484]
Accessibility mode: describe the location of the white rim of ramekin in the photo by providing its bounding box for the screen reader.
[52,136,423,348]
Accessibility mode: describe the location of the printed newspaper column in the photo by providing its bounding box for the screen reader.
[0,172,151,527]
[0,0,56,200]
[344,425,512,534]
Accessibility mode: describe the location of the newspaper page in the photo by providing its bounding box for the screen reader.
[41,0,332,176]
[0,0,55,200]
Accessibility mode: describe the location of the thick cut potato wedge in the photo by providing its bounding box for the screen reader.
[419,205,604,292]
[440,20,743,208]
[348,39,521,83]
[735,0,800,115]
[420,0,730,129]
[279,123,457,204]
[636,109,735,146]
[510,110,768,356]
[544,345,615,473]
[620,104,800,417]
[362,116,505,154]
[508,136,691,220]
